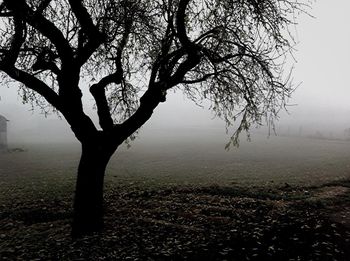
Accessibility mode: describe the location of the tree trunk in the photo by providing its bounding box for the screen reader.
[71,142,112,237]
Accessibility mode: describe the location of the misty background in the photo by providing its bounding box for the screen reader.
[0,1,350,145]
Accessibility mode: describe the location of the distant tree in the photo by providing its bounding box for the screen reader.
[0,0,309,236]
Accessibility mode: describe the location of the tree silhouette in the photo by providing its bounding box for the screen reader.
[0,0,308,236]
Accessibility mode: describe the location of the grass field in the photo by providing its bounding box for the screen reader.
[1,133,350,260]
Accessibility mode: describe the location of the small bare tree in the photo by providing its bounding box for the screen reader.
[0,0,309,236]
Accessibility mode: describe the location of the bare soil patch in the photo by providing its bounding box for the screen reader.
[1,180,350,260]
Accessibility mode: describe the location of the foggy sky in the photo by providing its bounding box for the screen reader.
[0,1,350,144]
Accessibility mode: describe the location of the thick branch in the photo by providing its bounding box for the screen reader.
[36,0,52,14]
[149,45,185,86]
[176,0,193,50]
[32,48,60,74]
[168,0,200,87]
[0,65,61,110]
[117,86,165,140]
[32,59,60,75]
[4,0,73,64]
[111,17,132,82]
[68,0,104,66]
[89,17,131,131]
[68,0,101,39]
[90,73,122,131]
[167,56,200,88]
[157,14,175,82]
[1,13,25,66]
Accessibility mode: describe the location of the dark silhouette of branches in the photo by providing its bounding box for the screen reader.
[0,0,310,236]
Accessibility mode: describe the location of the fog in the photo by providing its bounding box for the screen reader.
[1,1,350,145]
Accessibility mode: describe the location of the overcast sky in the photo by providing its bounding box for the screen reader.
[282,1,350,125]
[149,0,350,136]
[0,1,350,144]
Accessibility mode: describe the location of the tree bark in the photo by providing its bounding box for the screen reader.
[71,142,112,237]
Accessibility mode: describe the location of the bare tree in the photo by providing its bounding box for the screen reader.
[0,0,309,236]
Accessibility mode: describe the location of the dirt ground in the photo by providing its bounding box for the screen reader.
[1,138,350,260]
[1,180,349,261]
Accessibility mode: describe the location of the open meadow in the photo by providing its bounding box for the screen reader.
[1,131,350,260]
